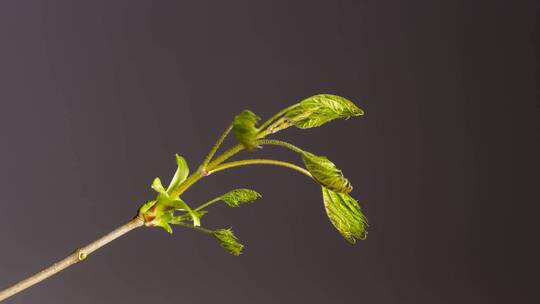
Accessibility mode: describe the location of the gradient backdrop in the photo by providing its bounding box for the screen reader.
[0,1,537,303]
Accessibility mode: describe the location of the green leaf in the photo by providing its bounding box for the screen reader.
[322,187,368,244]
[284,94,363,129]
[155,197,186,212]
[151,177,167,194]
[233,110,261,150]
[302,152,352,193]
[149,176,201,227]
[221,188,261,207]
[153,212,174,234]
[166,154,189,193]
[161,198,201,227]
[187,208,201,227]
[161,223,173,234]
[213,228,244,256]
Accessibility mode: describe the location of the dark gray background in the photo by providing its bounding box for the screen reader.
[0,1,537,303]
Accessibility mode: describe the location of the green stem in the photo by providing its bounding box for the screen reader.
[172,221,214,234]
[209,159,312,178]
[194,197,223,211]
[170,144,245,198]
[174,124,238,200]
[200,124,233,169]
[177,138,307,199]
[171,199,216,222]
[168,170,204,198]
[257,104,297,132]
[206,144,245,170]
[256,117,291,138]
[256,139,305,154]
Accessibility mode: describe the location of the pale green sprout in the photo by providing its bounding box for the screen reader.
[138,93,368,254]
[0,94,370,302]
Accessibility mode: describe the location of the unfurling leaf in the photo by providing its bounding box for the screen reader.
[213,228,244,256]
[146,173,201,229]
[302,152,352,193]
[163,198,201,227]
[141,197,201,232]
[166,154,189,193]
[284,94,363,129]
[151,177,167,194]
[233,110,261,150]
[322,187,368,244]
[221,188,261,207]
[153,212,174,234]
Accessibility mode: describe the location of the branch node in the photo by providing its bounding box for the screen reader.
[76,249,88,261]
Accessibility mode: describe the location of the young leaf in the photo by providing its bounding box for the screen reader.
[221,188,261,207]
[156,197,189,213]
[153,212,174,234]
[284,94,363,129]
[233,110,261,150]
[160,223,173,234]
[149,177,201,227]
[163,198,201,227]
[213,228,244,256]
[166,154,189,192]
[151,177,167,194]
[322,187,368,244]
[302,152,353,193]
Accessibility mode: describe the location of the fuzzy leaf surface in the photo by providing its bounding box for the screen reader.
[233,110,261,150]
[302,152,352,193]
[213,228,244,256]
[221,188,261,207]
[322,187,368,243]
[284,94,363,129]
